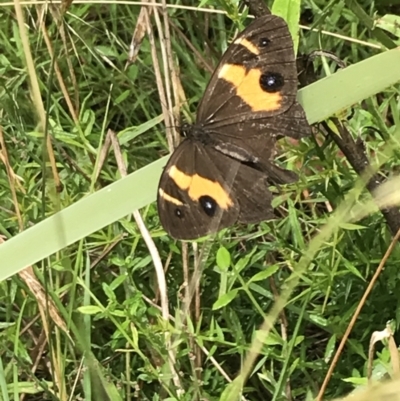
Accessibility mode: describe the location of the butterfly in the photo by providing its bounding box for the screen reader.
[157,14,310,240]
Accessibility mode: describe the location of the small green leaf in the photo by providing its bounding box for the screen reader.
[255,330,283,346]
[109,274,127,290]
[250,264,279,283]
[78,305,103,315]
[288,199,305,249]
[324,335,337,362]
[131,325,139,349]
[114,90,131,104]
[102,283,116,301]
[118,114,164,145]
[212,289,238,310]
[235,247,257,273]
[342,377,368,385]
[292,335,305,347]
[309,314,329,326]
[110,309,126,317]
[216,246,231,271]
[342,258,364,280]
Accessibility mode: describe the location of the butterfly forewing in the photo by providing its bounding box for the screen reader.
[197,14,299,127]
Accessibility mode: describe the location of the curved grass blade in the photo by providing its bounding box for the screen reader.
[0,48,400,280]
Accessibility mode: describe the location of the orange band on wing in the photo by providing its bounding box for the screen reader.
[234,38,260,55]
[158,188,183,206]
[168,166,233,209]
[218,64,282,112]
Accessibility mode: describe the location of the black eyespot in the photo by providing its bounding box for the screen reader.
[259,72,284,93]
[259,37,270,47]
[175,208,184,218]
[199,195,217,217]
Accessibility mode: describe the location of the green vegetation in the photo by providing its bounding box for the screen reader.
[0,0,400,400]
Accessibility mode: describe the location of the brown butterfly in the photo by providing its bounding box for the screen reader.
[157,14,310,240]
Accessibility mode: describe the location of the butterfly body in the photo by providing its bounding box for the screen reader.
[157,14,311,240]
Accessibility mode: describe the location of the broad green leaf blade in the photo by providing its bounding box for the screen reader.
[300,47,400,124]
[0,157,167,281]
[1,48,400,280]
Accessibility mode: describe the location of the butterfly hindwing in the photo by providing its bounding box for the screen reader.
[157,142,275,240]
[157,141,239,240]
